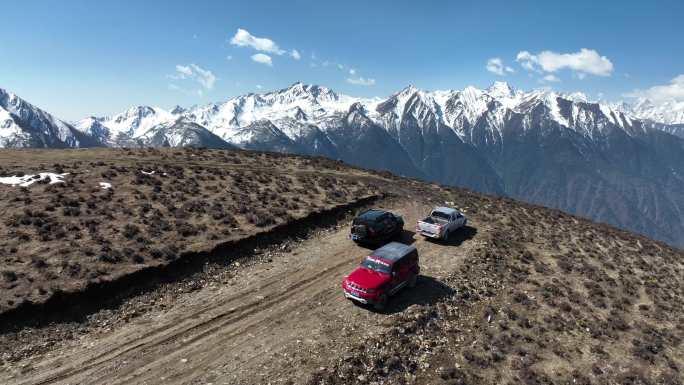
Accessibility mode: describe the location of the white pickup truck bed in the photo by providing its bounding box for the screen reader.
[416,207,467,240]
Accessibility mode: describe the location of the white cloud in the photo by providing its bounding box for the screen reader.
[174,65,193,78]
[256,84,263,89]
[346,77,376,86]
[625,74,684,103]
[226,55,233,61]
[541,74,560,83]
[230,28,285,54]
[517,52,538,72]
[486,58,514,76]
[191,64,217,89]
[251,53,273,66]
[516,48,613,77]
[308,53,371,85]
[290,49,301,60]
[170,64,216,90]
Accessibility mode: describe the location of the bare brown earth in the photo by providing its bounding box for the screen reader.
[0,148,381,316]
[0,148,683,385]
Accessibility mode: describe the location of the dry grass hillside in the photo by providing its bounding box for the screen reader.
[0,148,681,385]
[0,148,381,316]
[315,186,684,385]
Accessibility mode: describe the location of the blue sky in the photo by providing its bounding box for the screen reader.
[1,0,682,120]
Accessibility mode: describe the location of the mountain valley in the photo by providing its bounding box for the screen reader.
[2,83,684,248]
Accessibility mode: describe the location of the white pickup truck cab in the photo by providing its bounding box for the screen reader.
[416,207,467,240]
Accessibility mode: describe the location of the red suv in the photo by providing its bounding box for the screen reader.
[342,242,419,310]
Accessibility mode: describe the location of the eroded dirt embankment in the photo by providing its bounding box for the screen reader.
[0,148,386,318]
[2,148,683,385]
[0,193,383,333]
[2,197,477,385]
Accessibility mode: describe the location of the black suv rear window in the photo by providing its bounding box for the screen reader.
[354,211,387,226]
[431,211,450,220]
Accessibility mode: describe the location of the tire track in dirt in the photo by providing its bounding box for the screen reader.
[6,200,480,385]
[13,255,323,383]
[134,202,477,385]
[21,253,354,385]
[116,257,360,385]
[0,192,382,333]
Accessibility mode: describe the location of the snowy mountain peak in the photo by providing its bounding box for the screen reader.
[170,105,186,114]
[0,87,12,100]
[486,81,514,98]
[395,85,428,102]
[462,85,484,97]
[271,82,339,103]
[565,92,589,103]
[116,106,161,121]
[400,84,418,93]
[348,101,367,114]
[634,98,655,109]
[0,87,98,148]
[0,88,26,110]
[631,97,684,125]
[73,105,176,146]
[608,101,632,113]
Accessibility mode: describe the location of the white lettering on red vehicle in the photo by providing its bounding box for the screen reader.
[366,256,390,266]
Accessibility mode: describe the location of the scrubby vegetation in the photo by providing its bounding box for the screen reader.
[0,148,380,314]
[312,187,684,385]
[0,148,682,385]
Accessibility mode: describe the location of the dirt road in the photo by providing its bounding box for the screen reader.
[2,200,482,385]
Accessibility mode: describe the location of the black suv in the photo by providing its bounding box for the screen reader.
[350,210,404,245]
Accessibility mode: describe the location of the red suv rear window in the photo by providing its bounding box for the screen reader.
[360,256,391,274]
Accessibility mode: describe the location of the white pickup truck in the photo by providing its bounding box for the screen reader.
[416,207,467,240]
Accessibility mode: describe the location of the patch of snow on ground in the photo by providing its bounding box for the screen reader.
[0,173,69,187]
[99,182,112,189]
[140,170,155,175]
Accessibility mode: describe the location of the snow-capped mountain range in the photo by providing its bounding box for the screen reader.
[74,83,367,148]
[3,81,682,151]
[0,88,98,148]
[73,81,676,148]
[2,82,684,248]
[631,98,684,125]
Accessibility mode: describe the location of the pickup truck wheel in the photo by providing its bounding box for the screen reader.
[374,295,387,311]
[408,275,417,288]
